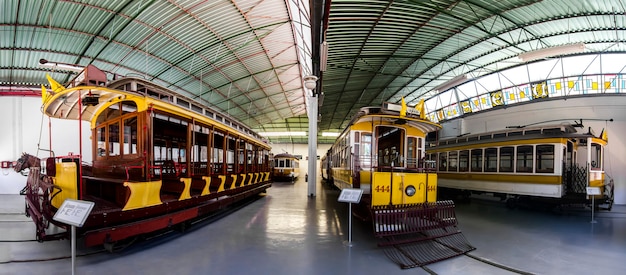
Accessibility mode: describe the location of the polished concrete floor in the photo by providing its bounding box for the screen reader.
[1,177,625,275]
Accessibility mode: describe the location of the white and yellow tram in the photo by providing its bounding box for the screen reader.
[271,153,300,181]
[427,124,613,209]
[324,100,474,267]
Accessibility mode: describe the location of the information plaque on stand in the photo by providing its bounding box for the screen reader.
[338,188,363,247]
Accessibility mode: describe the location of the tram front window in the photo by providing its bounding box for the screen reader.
[590,143,603,170]
[376,126,404,168]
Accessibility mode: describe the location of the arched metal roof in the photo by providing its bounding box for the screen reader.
[319,0,626,141]
[1,0,312,135]
[2,0,626,143]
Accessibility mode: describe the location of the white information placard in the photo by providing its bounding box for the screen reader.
[586,187,601,195]
[53,199,95,227]
[338,188,363,203]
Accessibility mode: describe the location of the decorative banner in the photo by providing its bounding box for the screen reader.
[490,90,504,107]
[531,81,549,99]
[460,100,472,114]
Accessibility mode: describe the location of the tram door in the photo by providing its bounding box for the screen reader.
[376,126,405,169]
[566,139,589,194]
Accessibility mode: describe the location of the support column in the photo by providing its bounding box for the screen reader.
[307,92,318,197]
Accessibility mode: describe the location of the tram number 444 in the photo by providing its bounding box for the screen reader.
[374,185,436,192]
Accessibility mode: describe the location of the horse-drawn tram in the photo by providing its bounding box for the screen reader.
[15,66,272,248]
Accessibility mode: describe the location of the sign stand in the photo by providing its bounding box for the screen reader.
[586,187,600,224]
[338,188,363,247]
[53,199,95,275]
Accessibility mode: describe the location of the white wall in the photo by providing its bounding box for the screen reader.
[0,97,91,194]
[440,96,626,204]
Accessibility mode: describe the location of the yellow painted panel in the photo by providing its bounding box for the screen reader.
[51,162,78,209]
[122,180,163,211]
[201,176,211,195]
[555,82,562,90]
[592,82,598,90]
[438,173,561,184]
[509,93,515,100]
[178,178,192,200]
[604,81,611,89]
[231,174,238,189]
[218,175,226,192]
[568,81,575,88]
[359,171,372,185]
[371,172,438,206]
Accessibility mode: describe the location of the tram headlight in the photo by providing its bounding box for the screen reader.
[405,185,416,197]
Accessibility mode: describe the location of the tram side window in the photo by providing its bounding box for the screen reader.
[499,146,514,172]
[458,150,469,172]
[361,133,372,168]
[97,127,106,157]
[123,117,138,155]
[516,145,533,173]
[212,131,225,173]
[227,137,236,173]
[536,145,555,173]
[471,149,483,172]
[108,122,120,156]
[407,137,417,168]
[590,143,603,170]
[485,148,497,172]
[438,152,447,171]
[448,151,458,172]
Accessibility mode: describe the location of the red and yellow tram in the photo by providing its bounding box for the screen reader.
[18,66,272,248]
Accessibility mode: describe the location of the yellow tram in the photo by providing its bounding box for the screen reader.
[324,100,474,268]
[17,66,272,248]
[427,124,613,209]
[271,153,300,181]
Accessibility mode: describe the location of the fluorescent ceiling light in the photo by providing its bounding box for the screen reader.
[434,74,467,92]
[518,43,586,62]
[258,131,307,137]
[321,132,340,137]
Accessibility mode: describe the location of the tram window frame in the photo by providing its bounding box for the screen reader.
[471,148,483,172]
[590,143,603,170]
[407,137,418,168]
[96,126,106,158]
[499,146,514,172]
[448,151,458,172]
[536,144,555,173]
[108,122,120,157]
[516,145,534,173]
[484,148,497,172]
[123,116,138,156]
[438,152,447,171]
[458,150,469,172]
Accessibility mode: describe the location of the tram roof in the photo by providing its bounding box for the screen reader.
[3,1,626,143]
[432,123,606,150]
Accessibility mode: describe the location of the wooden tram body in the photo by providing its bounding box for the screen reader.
[323,101,474,268]
[271,153,300,181]
[22,68,272,247]
[427,124,613,209]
